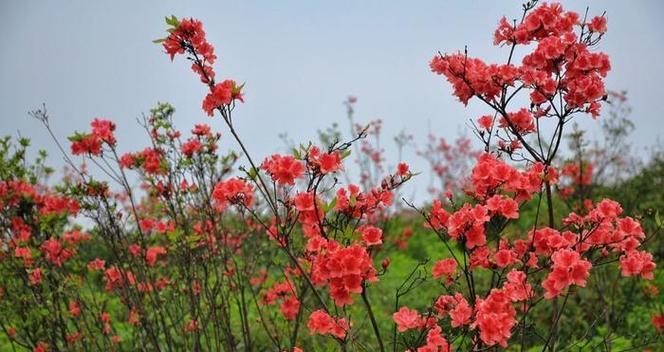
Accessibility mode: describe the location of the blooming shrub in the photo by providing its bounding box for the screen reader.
[417,134,480,197]
[0,3,661,352]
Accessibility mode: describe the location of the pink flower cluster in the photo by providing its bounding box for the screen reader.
[334,183,394,219]
[306,147,343,175]
[70,118,116,156]
[212,177,255,211]
[472,289,517,347]
[261,154,305,186]
[542,249,592,298]
[162,17,244,116]
[120,148,165,175]
[432,2,610,117]
[202,80,244,116]
[306,310,349,339]
[473,154,553,198]
[163,18,216,83]
[293,191,325,239]
[430,55,518,105]
[392,306,425,332]
[262,279,300,320]
[494,3,580,45]
[310,241,377,306]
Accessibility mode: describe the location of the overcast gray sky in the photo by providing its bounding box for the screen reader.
[1,1,663,195]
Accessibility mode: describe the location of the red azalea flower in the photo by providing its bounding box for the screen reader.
[393,306,423,332]
[432,258,457,279]
[262,154,305,185]
[212,177,254,210]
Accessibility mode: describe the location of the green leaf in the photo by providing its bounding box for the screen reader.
[167,229,183,242]
[247,167,258,181]
[292,148,301,160]
[340,149,351,160]
[324,198,337,213]
[152,38,166,44]
[67,131,86,142]
[165,15,179,27]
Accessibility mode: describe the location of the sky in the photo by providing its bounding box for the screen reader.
[1,0,663,196]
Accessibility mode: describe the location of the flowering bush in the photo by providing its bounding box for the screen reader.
[417,134,480,197]
[0,3,662,352]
